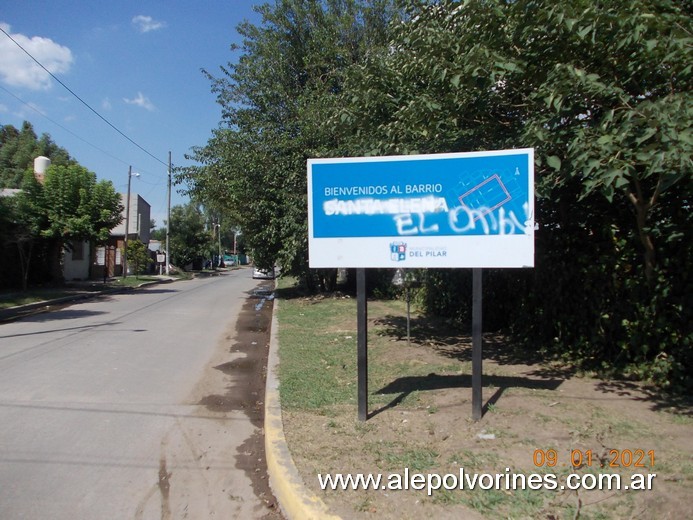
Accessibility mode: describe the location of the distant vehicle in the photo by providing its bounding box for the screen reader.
[252,267,275,279]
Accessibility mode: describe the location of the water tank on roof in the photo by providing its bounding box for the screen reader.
[34,156,51,175]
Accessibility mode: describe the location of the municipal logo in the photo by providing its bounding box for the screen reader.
[390,242,407,262]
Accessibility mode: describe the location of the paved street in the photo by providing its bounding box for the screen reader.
[0,269,279,519]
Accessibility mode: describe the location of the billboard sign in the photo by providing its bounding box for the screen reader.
[307,149,534,268]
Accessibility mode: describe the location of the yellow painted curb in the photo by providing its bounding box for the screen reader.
[265,297,342,520]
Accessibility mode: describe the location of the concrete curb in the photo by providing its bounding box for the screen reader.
[265,297,341,520]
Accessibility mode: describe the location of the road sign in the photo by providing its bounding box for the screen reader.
[307,149,534,268]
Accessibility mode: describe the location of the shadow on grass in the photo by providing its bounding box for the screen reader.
[593,380,693,416]
[373,314,549,367]
[274,285,307,300]
[274,285,355,302]
[373,313,692,417]
[371,372,562,419]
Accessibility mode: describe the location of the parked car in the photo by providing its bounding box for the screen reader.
[252,267,275,279]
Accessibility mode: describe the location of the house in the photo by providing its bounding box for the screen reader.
[91,192,151,279]
[6,157,152,281]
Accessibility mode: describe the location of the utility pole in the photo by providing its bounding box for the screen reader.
[214,222,222,267]
[217,223,222,267]
[123,166,139,278]
[166,151,171,275]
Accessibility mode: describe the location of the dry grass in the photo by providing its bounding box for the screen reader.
[276,281,693,520]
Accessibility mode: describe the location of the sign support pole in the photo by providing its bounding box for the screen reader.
[406,286,411,346]
[357,268,368,421]
[472,268,483,421]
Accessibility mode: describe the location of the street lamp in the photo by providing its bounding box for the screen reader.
[123,166,140,278]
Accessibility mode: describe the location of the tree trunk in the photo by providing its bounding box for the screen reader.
[628,179,656,285]
[635,202,656,284]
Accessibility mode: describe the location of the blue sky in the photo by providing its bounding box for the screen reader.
[0,1,264,227]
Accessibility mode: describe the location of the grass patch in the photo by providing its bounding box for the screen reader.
[275,277,682,520]
[277,280,358,410]
[448,449,502,470]
[0,288,75,309]
[0,275,176,310]
[381,447,439,472]
[276,278,462,412]
[668,413,693,426]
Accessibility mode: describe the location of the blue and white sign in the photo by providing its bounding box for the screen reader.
[307,149,534,268]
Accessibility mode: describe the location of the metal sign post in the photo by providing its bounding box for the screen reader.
[472,268,483,421]
[406,286,411,345]
[357,268,368,421]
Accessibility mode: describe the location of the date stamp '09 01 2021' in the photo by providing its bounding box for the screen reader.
[533,449,655,469]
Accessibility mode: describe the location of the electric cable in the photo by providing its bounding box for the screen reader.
[0,25,168,169]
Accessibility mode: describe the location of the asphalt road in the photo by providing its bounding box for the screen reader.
[0,269,277,519]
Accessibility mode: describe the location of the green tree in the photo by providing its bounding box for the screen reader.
[0,194,36,290]
[150,226,166,242]
[4,179,43,290]
[17,164,123,283]
[168,202,210,269]
[177,0,400,286]
[124,239,153,278]
[333,0,692,389]
[175,0,690,388]
[0,121,76,189]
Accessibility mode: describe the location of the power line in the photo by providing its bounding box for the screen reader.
[0,83,129,169]
[1,80,175,222]
[0,83,166,182]
[0,25,168,169]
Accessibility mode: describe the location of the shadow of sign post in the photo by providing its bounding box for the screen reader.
[307,149,535,421]
[372,372,563,418]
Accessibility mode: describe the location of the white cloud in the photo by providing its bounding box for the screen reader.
[123,92,155,111]
[102,97,112,110]
[132,15,167,33]
[0,22,73,90]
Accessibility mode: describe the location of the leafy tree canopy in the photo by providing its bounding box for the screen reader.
[177,0,401,280]
[125,239,153,277]
[333,0,691,389]
[21,164,124,244]
[0,121,76,189]
[168,202,211,268]
[179,0,692,390]
[16,164,123,281]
